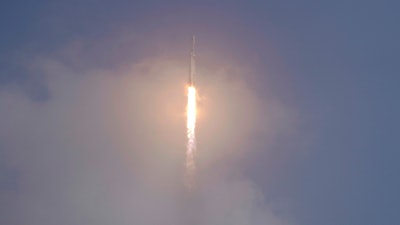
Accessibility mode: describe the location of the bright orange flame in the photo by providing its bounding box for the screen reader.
[187,86,197,132]
[185,85,197,188]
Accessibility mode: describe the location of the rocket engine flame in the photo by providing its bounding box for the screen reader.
[185,85,197,188]
[185,36,197,189]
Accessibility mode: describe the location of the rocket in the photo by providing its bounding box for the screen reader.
[189,35,195,86]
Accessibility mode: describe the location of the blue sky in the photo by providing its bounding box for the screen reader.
[1,1,399,225]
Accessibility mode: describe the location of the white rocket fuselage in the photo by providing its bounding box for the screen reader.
[189,36,195,86]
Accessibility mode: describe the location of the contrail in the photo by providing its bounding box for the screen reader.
[185,36,197,189]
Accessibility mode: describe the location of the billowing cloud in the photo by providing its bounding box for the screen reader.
[0,39,294,225]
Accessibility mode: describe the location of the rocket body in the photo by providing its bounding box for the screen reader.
[185,35,197,190]
[189,36,195,86]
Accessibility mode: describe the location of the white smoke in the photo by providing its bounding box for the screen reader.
[0,44,294,225]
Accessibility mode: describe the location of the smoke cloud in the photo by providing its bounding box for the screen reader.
[0,38,294,225]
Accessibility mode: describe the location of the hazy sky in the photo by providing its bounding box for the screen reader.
[1,1,399,225]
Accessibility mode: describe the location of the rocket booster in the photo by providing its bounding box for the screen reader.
[189,35,195,86]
